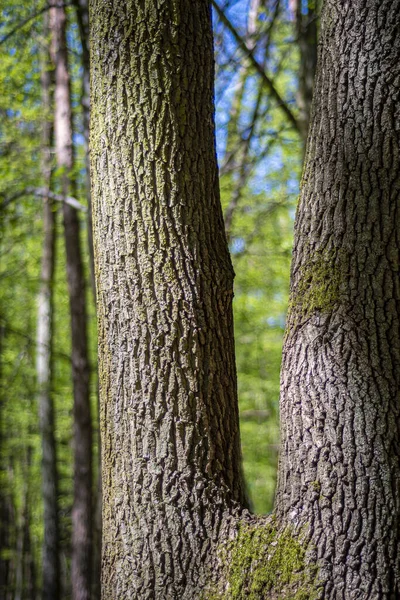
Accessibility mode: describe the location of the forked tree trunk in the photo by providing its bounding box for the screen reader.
[90,0,247,597]
[276,0,400,597]
[50,2,93,598]
[37,19,60,599]
[90,0,400,598]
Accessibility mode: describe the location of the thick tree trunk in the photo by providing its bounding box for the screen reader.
[90,0,247,597]
[50,3,93,599]
[37,24,60,600]
[276,0,400,597]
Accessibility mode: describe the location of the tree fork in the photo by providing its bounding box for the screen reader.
[90,0,400,598]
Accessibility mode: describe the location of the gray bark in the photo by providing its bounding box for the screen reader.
[50,2,93,599]
[90,0,247,597]
[276,0,400,597]
[37,22,60,599]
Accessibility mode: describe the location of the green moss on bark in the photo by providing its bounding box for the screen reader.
[289,248,343,318]
[211,520,319,600]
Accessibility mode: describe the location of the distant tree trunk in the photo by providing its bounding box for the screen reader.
[90,0,247,596]
[223,0,265,238]
[0,494,12,598]
[14,505,24,600]
[72,0,96,296]
[0,326,12,599]
[50,2,93,599]
[14,449,37,600]
[277,0,400,597]
[23,493,37,600]
[37,18,60,599]
[292,0,318,142]
[72,1,101,595]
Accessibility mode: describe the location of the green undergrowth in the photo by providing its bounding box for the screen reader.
[210,519,319,600]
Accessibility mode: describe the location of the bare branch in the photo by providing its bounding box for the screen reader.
[0,187,87,212]
[212,0,301,135]
[0,3,72,46]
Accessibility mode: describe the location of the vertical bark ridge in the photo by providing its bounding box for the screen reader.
[90,0,247,597]
[277,1,400,598]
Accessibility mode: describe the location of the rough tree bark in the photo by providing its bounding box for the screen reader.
[276,0,400,597]
[90,0,400,598]
[90,0,247,597]
[37,21,60,599]
[50,2,93,599]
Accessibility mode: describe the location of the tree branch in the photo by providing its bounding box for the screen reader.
[0,187,87,212]
[0,3,72,46]
[212,0,301,135]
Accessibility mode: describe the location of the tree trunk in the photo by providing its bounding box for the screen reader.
[37,20,60,599]
[276,0,400,597]
[90,0,400,598]
[50,3,93,599]
[90,0,247,597]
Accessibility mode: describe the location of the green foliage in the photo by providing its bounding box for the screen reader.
[215,0,306,513]
[0,2,98,594]
[221,152,301,514]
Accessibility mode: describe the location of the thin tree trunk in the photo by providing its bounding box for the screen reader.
[90,0,247,596]
[72,2,101,595]
[23,497,37,600]
[14,508,24,600]
[37,17,60,599]
[72,0,95,297]
[294,0,318,142]
[50,3,93,599]
[14,449,37,600]
[276,0,400,597]
[0,325,11,599]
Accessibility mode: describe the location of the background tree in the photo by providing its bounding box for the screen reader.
[0,2,99,597]
[37,13,60,598]
[50,1,93,597]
